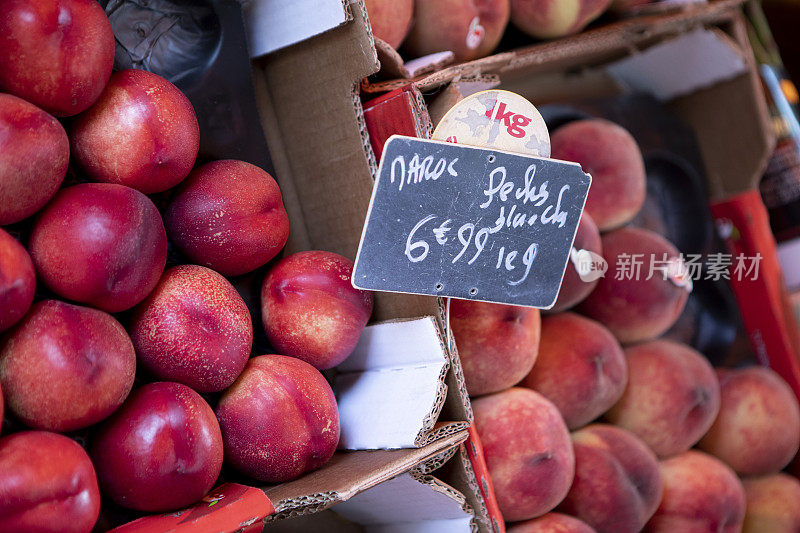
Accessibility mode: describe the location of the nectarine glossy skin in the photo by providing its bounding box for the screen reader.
[405,0,510,61]
[29,183,167,313]
[71,69,200,194]
[551,213,602,312]
[0,300,136,432]
[165,160,290,277]
[550,119,645,231]
[0,431,101,533]
[645,451,745,533]
[521,313,626,429]
[451,299,541,397]
[606,340,719,458]
[742,474,800,533]
[90,382,223,512]
[364,0,414,49]
[261,251,373,370]
[130,265,253,393]
[216,355,340,482]
[473,387,575,521]
[0,94,68,225]
[578,227,689,344]
[698,366,800,476]
[0,228,35,333]
[559,424,662,533]
[508,513,597,532]
[0,0,114,116]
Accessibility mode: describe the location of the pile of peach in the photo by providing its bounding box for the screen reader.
[453,119,800,532]
[0,1,373,531]
[364,0,641,62]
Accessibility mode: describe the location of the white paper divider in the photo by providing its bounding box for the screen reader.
[605,28,746,101]
[242,0,349,58]
[333,474,473,533]
[335,318,449,450]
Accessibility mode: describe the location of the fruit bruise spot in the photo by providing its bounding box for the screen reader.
[686,386,711,421]
[592,355,604,375]
[525,451,553,467]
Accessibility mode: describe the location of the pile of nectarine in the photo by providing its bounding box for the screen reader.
[0,1,374,531]
[453,115,800,532]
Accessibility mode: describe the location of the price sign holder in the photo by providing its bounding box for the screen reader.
[352,135,591,309]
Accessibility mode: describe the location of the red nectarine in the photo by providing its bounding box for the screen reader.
[0,300,136,432]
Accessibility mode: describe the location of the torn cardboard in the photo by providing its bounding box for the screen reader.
[263,430,469,522]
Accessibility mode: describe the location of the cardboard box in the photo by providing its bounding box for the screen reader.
[250,0,491,528]
[252,0,800,528]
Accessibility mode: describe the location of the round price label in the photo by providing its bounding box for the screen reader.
[432,89,551,158]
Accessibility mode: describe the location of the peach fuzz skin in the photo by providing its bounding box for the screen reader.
[578,227,689,344]
[520,313,626,430]
[558,424,662,533]
[698,366,800,476]
[451,299,541,397]
[473,387,574,522]
[550,119,645,231]
[741,474,800,533]
[364,0,414,49]
[605,339,720,458]
[507,513,597,532]
[645,451,745,533]
[404,0,510,61]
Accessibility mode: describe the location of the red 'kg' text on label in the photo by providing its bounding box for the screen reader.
[484,101,532,139]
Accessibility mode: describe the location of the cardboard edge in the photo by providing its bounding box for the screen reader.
[416,421,471,448]
[264,492,340,523]
[438,298,474,424]
[414,358,451,446]
[262,429,469,521]
[411,445,461,476]
[408,470,477,531]
[437,445,493,533]
[410,83,434,139]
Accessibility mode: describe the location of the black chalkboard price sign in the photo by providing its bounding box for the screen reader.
[353,135,592,309]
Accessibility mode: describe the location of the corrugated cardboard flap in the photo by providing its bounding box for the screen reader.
[263,428,469,522]
[362,0,747,94]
